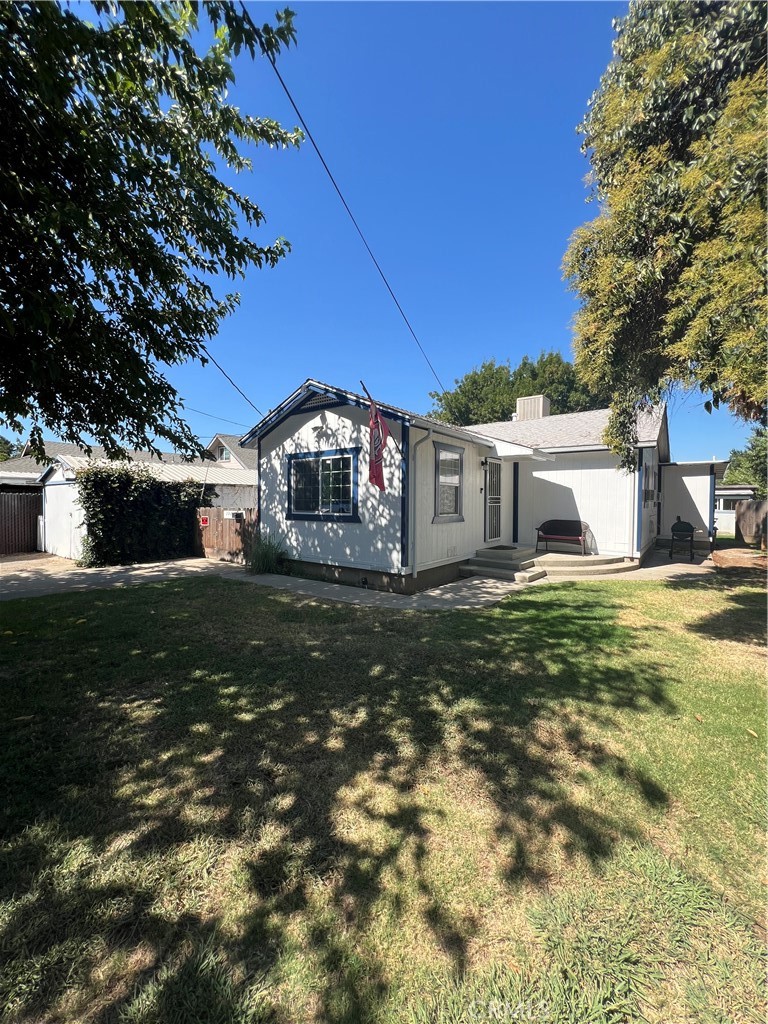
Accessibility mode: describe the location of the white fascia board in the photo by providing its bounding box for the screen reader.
[490,439,555,461]
[412,419,495,448]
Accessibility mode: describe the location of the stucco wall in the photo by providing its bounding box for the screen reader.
[258,406,404,573]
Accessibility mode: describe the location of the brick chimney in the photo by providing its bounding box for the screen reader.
[515,395,550,421]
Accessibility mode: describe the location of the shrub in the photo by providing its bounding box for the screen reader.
[76,465,214,567]
[248,532,290,575]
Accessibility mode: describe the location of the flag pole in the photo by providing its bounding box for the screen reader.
[360,380,404,460]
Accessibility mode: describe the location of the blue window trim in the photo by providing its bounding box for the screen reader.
[287,447,361,523]
[400,423,409,567]
[635,448,644,552]
[512,461,519,543]
[432,441,465,524]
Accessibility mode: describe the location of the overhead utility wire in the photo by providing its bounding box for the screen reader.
[184,406,252,429]
[201,347,264,417]
[266,54,448,396]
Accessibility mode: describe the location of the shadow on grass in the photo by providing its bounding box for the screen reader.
[0,578,676,1023]
[664,566,767,646]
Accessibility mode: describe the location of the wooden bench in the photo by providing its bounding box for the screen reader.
[535,519,590,556]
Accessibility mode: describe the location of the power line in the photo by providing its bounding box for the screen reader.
[184,406,252,429]
[266,54,448,396]
[201,347,264,417]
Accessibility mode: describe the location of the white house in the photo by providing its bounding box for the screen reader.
[714,483,757,534]
[240,379,723,591]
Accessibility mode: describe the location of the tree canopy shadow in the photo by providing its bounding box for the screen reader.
[0,577,678,1023]
[663,567,767,646]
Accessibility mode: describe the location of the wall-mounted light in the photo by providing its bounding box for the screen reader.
[480,458,488,468]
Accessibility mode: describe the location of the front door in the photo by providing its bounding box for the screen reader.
[484,459,502,542]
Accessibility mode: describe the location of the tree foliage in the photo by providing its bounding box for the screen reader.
[723,426,767,498]
[76,464,214,566]
[563,1,767,467]
[0,435,23,461]
[0,1,301,461]
[429,352,611,425]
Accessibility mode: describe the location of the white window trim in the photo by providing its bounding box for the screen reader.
[432,441,464,524]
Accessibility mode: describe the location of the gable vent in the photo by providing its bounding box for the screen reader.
[301,393,338,411]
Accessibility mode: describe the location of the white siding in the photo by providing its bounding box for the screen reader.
[43,472,85,560]
[259,406,404,573]
[516,452,636,557]
[660,464,714,540]
[408,428,493,571]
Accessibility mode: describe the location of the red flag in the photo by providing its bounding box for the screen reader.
[369,400,390,491]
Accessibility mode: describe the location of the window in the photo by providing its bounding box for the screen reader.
[433,442,464,523]
[217,446,231,462]
[287,448,360,521]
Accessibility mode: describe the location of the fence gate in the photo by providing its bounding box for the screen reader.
[197,508,258,563]
[0,491,42,555]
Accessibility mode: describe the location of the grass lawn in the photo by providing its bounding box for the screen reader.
[0,571,765,1023]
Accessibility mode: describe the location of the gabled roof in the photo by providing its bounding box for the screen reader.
[241,379,546,456]
[0,455,45,483]
[468,405,668,453]
[207,434,259,471]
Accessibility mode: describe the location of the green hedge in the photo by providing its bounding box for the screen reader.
[76,465,213,567]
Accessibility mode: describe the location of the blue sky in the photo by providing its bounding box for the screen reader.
[28,2,757,460]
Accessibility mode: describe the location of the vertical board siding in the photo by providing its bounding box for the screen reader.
[659,465,714,540]
[409,428,490,569]
[0,491,42,555]
[197,507,258,563]
[42,475,86,560]
[517,453,634,557]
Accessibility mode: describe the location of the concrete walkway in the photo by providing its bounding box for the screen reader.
[0,554,528,609]
[1,549,717,609]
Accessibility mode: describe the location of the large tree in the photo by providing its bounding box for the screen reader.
[429,351,610,425]
[723,426,767,498]
[0,435,23,462]
[563,1,766,468]
[0,2,301,461]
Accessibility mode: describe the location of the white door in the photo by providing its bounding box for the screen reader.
[484,459,502,542]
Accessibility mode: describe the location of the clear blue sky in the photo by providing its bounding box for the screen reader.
[33,2,759,460]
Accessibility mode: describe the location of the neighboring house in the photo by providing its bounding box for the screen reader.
[0,456,45,490]
[714,483,757,534]
[208,433,259,472]
[30,441,256,560]
[239,379,725,591]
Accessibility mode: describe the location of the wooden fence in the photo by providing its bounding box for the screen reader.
[0,490,42,555]
[735,499,767,549]
[196,507,258,564]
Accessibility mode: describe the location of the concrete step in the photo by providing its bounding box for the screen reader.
[460,564,547,584]
[543,561,639,577]
[465,557,527,572]
[475,546,536,563]
[533,554,629,568]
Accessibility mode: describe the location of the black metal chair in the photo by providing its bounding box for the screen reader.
[669,517,695,562]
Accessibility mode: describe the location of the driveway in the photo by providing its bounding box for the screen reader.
[0,554,244,602]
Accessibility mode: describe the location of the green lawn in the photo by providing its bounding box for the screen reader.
[0,571,765,1023]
